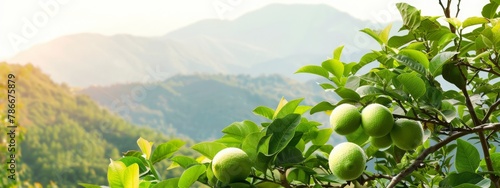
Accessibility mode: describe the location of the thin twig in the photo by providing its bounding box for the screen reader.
[387,123,500,187]
[455,0,462,17]
[483,98,500,123]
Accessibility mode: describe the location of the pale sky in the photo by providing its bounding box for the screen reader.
[0,0,487,59]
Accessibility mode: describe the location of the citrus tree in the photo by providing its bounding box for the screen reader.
[82,1,500,187]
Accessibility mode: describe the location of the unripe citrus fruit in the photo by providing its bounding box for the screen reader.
[212,147,252,183]
[361,103,394,138]
[330,104,361,135]
[390,119,424,150]
[329,142,367,181]
[369,134,392,149]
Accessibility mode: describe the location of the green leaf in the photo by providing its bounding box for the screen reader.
[311,128,333,145]
[242,132,265,162]
[150,139,185,164]
[295,65,329,79]
[445,17,462,28]
[137,137,153,160]
[479,152,500,172]
[456,139,480,173]
[335,87,361,101]
[222,121,260,141]
[191,141,227,159]
[388,34,415,48]
[345,126,369,146]
[380,23,393,44]
[253,106,275,120]
[119,157,148,175]
[295,106,312,115]
[463,17,489,28]
[310,101,335,115]
[267,114,301,155]
[275,146,304,166]
[392,54,428,75]
[178,165,206,188]
[333,45,344,60]
[440,171,484,187]
[139,181,151,188]
[108,160,126,188]
[399,49,429,69]
[78,183,102,188]
[396,3,421,31]
[355,85,384,98]
[170,156,199,169]
[361,28,384,44]
[482,3,499,19]
[122,163,139,188]
[275,98,304,119]
[397,73,426,99]
[322,59,344,79]
[152,178,180,188]
[352,52,380,74]
[430,52,458,76]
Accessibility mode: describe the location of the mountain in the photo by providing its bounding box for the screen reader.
[9,4,377,87]
[0,63,196,187]
[80,74,338,141]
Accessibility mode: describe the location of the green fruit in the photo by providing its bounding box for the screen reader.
[361,103,394,138]
[329,142,367,181]
[330,104,361,135]
[442,63,466,89]
[212,148,252,183]
[390,119,424,150]
[370,134,392,149]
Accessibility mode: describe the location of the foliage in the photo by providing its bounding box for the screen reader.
[85,1,500,187]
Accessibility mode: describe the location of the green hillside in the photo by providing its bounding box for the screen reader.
[0,63,196,187]
[81,74,336,141]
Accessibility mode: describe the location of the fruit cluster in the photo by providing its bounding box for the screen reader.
[209,103,425,184]
[328,103,424,180]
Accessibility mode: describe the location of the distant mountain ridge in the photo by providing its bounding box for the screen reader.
[9,3,378,87]
[80,74,338,141]
[0,63,196,186]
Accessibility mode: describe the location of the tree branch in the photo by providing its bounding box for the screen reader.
[483,98,500,124]
[387,123,500,188]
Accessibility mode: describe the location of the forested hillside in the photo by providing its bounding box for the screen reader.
[81,74,337,141]
[0,63,197,187]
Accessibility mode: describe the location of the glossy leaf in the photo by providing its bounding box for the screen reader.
[463,16,489,28]
[399,49,429,69]
[151,139,185,164]
[137,137,153,160]
[178,165,206,188]
[108,160,127,188]
[322,59,344,79]
[397,73,426,99]
[333,45,344,60]
[392,54,428,75]
[430,52,457,76]
[310,101,335,115]
[191,142,227,159]
[253,106,275,120]
[152,178,180,188]
[456,139,480,173]
[170,156,199,169]
[275,98,303,119]
[295,65,329,79]
[266,114,301,155]
[222,120,260,141]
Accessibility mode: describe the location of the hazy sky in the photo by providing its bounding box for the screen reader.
[0,0,488,59]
